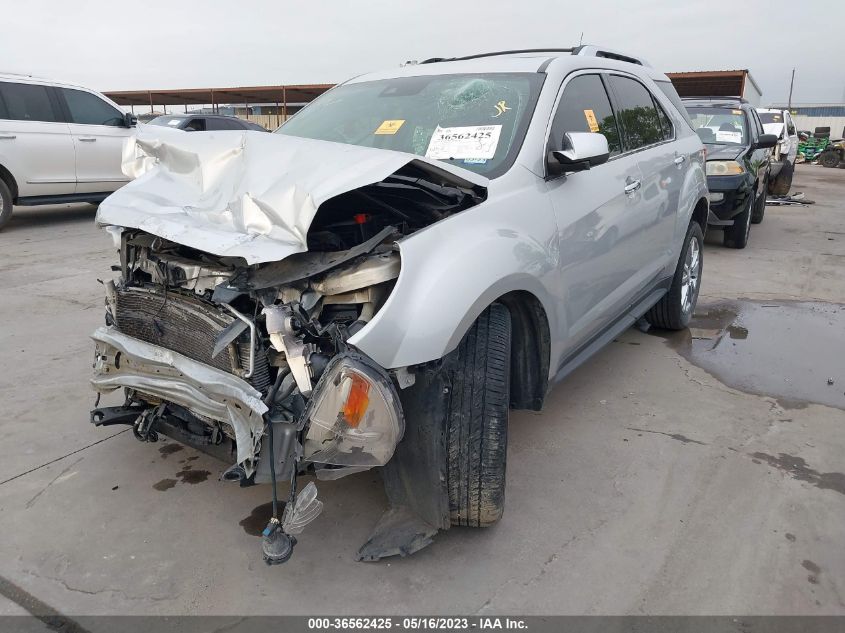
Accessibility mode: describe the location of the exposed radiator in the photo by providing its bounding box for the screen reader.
[113,286,272,392]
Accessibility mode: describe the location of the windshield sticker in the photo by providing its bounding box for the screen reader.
[583,109,600,133]
[462,158,488,165]
[492,100,511,118]
[374,119,405,135]
[425,125,502,160]
[167,119,181,126]
[716,130,742,143]
[731,110,743,115]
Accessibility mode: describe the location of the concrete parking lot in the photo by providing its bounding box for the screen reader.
[0,165,843,618]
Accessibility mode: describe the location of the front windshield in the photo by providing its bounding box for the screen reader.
[686,107,748,145]
[147,115,186,127]
[276,73,544,177]
[758,111,783,125]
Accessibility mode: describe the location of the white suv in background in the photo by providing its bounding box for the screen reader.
[0,73,136,229]
[757,107,798,196]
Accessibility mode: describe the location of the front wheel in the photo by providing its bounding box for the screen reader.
[645,221,703,330]
[0,179,12,230]
[751,179,767,224]
[723,192,753,249]
[446,303,511,527]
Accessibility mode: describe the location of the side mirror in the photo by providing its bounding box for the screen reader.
[123,112,138,128]
[547,132,610,176]
[755,133,778,149]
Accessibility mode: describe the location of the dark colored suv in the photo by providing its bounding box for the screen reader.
[683,97,777,249]
[147,113,267,132]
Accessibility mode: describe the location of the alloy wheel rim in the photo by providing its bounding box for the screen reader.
[681,238,700,315]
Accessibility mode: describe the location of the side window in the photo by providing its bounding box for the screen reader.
[748,109,764,139]
[61,88,124,126]
[206,118,242,131]
[184,118,206,131]
[607,75,664,150]
[549,74,621,157]
[0,82,60,123]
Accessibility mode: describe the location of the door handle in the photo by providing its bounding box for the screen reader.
[78,137,97,142]
[674,155,686,165]
[0,135,15,140]
[624,180,641,194]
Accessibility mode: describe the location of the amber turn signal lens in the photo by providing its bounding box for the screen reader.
[342,372,370,427]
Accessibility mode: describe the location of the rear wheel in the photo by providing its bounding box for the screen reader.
[645,221,703,330]
[723,192,753,249]
[446,303,511,527]
[820,150,841,168]
[0,179,12,230]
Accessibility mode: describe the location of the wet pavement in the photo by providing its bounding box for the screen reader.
[656,300,845,410]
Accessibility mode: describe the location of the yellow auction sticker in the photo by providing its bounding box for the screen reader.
[374,119,405,135]
[584,109,599,132]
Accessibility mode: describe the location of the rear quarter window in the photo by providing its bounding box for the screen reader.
[655,80,694,128]
[0,81,60,123]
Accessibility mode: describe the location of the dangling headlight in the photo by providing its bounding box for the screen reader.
[302,354,404,474]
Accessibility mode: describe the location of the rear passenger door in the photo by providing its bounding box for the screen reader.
[605,74,679,282]
[545,72,647,352]
[57,87,132,194]
[0,81,76,197]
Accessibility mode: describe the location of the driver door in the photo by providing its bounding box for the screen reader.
[544,72,647,356]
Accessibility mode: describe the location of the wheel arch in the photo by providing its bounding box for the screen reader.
[0,163,18,201]
[691,196,707,232]
[496,290,550,411]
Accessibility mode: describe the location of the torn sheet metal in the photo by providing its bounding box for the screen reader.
[97,128,487,265]
[90,326,267,471]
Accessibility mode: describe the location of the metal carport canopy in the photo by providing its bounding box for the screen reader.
[103,83,334,107]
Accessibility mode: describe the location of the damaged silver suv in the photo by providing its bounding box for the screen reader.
[90,46,708,564]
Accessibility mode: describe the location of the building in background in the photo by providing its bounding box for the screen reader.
[666,70,763,106]
[766,104,845,139]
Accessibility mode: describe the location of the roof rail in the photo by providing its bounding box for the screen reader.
[420,48,574,64]
[419,45,650,67]
[681,95,748,104]
[572,45,651,67]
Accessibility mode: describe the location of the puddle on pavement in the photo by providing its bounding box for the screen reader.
[654,300,845,409]
[158,443,183,458]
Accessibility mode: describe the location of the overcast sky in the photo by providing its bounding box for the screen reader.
[4,0,843,105]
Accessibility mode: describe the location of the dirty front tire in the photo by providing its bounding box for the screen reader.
[446,303,511,527]
[723,192,753,249]
[0,179,12,230]
[768,162,793,196]
[645,220,703,331]
[751,180,767,224]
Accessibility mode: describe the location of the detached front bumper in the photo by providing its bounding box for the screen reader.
[91,326,268,472]
[706,174,753,225]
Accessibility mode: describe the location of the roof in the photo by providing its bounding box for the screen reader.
[351,47,667,84]
[103,84,333,107]
[666,70,762,98]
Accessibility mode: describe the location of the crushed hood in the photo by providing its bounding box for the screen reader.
[97,127,488,265]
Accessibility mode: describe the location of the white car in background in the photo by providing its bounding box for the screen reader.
[757,107,798,195]
[0,73,137,229]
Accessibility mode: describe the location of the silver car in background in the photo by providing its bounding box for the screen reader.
[89,46,708,564]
